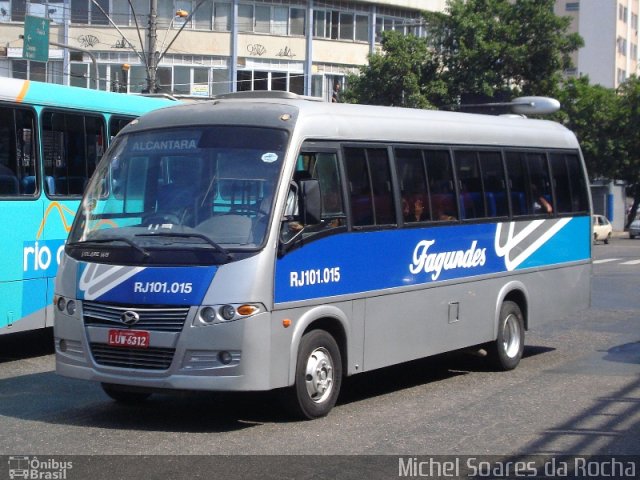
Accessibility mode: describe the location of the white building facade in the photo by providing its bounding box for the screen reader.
[0,0,447,99]
[555,0,640,88]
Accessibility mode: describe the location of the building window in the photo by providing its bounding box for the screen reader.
[565,2,579,11]
[355,14,369,42]
[339,13,354,40]
[255,5,270,33]
[289,7,305,36]
[214,2,231,31]
[273,6,288,35]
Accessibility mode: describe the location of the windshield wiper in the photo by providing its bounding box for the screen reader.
[136,232,234,261]
[67,237,150,258]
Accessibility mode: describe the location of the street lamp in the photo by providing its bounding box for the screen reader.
[148,0,207,93]
[158,10,190,58]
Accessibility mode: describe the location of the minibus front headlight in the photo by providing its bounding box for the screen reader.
[194,303,264,326]
[66,300,76,315]
[199,306,217,324]
[219,305,236,321]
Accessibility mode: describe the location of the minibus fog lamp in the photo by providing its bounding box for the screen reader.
[66,300,76,315]
[218,351,232,365]
[56,297,66,312]
[220,305,236,321]
[200,306,216,324]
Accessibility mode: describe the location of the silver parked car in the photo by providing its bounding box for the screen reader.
[629,216,640,239]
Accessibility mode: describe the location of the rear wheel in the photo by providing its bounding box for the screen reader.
[604,232,611,244]
[287,330,342,419]
[486,301,525,371]
[101,383,152,404]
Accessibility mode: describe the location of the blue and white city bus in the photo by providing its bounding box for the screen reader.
[0,78,176,335]
[54,92,592,418]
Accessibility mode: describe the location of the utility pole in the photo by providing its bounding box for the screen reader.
[147,0,158,93]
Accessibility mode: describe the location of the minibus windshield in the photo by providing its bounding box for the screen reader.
[67,126,289,262]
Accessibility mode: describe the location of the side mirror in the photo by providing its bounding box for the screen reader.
[299,179,322,225]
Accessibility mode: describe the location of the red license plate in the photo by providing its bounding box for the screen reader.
[107,329,150,349]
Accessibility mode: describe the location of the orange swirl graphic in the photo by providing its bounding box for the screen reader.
[36,202,78,239]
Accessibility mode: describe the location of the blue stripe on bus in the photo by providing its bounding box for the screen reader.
[274,216,591,304]
[76,264,217,305]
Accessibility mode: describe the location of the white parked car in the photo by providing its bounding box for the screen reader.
[593,215,612,244]
[629,216,640,239]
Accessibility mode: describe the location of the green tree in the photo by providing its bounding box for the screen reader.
[426,0,583,104]
[554,77,620,180]
[615,76,640,225]
[342,31,446,108]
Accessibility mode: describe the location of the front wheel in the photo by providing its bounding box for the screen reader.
[486,301,525,371]
[287,330,342,419]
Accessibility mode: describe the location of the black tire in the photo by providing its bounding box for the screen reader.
[286,330,342,420]
[101,383,152,404]
[604,233,611,244]
[486,301,525,371]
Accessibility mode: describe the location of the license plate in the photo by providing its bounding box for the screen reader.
[107,329,150,349]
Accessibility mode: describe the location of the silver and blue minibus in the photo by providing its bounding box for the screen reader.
[54,93,592,418]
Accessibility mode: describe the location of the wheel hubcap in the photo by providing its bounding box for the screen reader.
[304,347,334,403]
[502,313,521,358]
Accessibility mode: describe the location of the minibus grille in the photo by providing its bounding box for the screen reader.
[89,343,174,370]
[83,302,190,332]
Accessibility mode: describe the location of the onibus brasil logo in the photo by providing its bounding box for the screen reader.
[8,456,73,479]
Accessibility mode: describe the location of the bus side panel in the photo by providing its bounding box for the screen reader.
[275,217,591,372]
[363,282,495,371]
[524,262,592,332]
[0,199,47,333]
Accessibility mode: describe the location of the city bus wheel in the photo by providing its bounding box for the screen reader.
[486,301,524,371]
[101,383,152,404]
[288,330,342,420]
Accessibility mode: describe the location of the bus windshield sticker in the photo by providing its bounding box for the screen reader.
[261,152,278,163]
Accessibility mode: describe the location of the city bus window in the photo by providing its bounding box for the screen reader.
[550,153,590,213]
[0,106,36,196]
[527,153,553,215]
[505,152,528,215]
[395,148,430,223]
[109,115,135,139]
[479,151,507,217]
[454,150,485,219]
[344,147,394,227]
[283,150,345,242]
[566,154,589,212]
[426,150,456,221]
[42,110,106,196]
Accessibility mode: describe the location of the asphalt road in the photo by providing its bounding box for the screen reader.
[1,237,639,479]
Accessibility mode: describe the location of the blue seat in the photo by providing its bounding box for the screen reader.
[21,176,36,194]
[45,176,55,195]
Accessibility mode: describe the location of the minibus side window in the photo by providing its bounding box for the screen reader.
[344,147,394,227]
